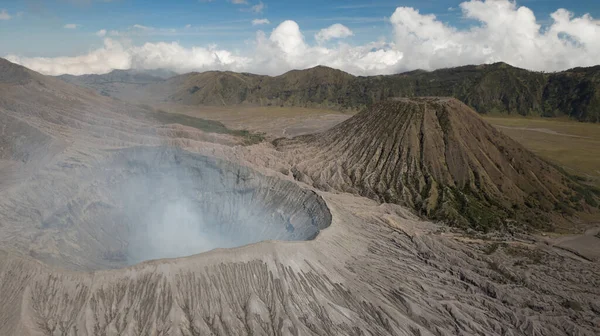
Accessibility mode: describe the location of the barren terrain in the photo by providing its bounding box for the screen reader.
[0,58,599,335]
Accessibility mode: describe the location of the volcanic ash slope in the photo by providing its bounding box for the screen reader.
[276,97,598,231]
[0,59,599,335]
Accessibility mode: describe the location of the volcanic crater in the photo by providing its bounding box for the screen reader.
[35,147,332,270]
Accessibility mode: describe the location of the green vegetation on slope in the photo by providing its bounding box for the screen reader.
[277,98,599,233]
[541,66,600,122]
[166,62,600,122]
[137,104,265,145]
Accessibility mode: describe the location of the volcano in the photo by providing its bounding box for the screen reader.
[0,59,598,336]
[276,97,596,231]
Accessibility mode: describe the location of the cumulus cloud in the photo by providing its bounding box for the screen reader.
[6,39,132,75]
[252,18,270,25]
[230,0,247,4]
[5,38,250,76]
[5,1,600,76]
[96,29,107,37]
[64,23,80,29]
[315,24,354,44]
[389,0,600,71]
[0,9,11,20]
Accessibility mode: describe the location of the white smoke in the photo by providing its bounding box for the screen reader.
[118,161,244,264]
[114,149,322,265]
[127,198,240,263]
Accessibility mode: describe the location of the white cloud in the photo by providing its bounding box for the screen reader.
[251,1,264,13]
[234,0,263,13]
[185,24,192,29]
[6,39,132,76]
[251,23,402,76]
[96,29,107,37]
[252,18,270,26]
[389,0,600,71]
[315,24,354,44]
[0,9,11,20]
[268,20,306,56]
[5,1,600,77]
[133,24,151,30]
[64,24,80,29]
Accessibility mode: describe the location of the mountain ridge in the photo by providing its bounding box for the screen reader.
[142,62,600,122]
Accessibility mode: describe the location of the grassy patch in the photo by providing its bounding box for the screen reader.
[138,104,265,145]
[484,116,600,188]
[152,109,232,133]
[431,188,509,233]
[232,129,266,145]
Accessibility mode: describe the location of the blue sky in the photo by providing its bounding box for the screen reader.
[1,0,599,76]
[1,0,598,57]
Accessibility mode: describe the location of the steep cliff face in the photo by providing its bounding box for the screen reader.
[276,98,598,231]
[542,66,600,122]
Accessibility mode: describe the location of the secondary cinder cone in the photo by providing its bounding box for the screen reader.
[277,97,598,231]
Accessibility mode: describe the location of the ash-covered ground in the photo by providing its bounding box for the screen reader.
[0,58,599,336]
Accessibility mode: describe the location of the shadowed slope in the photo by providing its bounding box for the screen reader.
[58,68,175,100]
[276,98,598,231]
[148,65,356,108]
[0,58,35,85]
[0,58,262,148]
[165,71,260,105]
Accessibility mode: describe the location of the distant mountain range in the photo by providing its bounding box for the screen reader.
[58,62,600,122]
[58,68,178,100]
[59,68,176,85]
